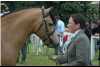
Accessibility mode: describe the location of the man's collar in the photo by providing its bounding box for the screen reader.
[72,29,82,37]
[74,29,81,34]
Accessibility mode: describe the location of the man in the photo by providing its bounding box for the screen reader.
[49,14,91,66]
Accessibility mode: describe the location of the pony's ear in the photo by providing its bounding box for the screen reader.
[45,7,53,16]
[41,6,45,9]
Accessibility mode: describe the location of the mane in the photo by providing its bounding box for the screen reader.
[1,8,40,18]
[1,8,41,26]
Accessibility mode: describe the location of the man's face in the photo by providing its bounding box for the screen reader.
[67,17,80,33]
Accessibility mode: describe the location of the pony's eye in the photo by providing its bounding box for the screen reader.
[48,23,53,26]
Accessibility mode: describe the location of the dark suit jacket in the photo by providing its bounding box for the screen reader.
[55,30,91,66]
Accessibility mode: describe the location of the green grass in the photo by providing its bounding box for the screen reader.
[17,55,56,66]
[16,43,100,66]
[16,43,56,66]
[92,50,100,66]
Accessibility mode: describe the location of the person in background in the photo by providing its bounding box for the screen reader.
[92,20,100,36]
[54,15,65,55]
[17,38,30,64]
[85,22,91,40]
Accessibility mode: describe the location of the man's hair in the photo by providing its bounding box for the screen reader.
[70,14,86,29]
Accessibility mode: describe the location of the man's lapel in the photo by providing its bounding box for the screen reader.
[67,30,83,51]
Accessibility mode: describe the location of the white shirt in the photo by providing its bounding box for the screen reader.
[55,20,65,33]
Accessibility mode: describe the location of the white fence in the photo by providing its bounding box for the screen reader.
[29,33,48,56]
[91,35,100,61]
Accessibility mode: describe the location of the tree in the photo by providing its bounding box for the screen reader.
[1,1,99,24]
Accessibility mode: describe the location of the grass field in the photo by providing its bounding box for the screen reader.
[16,43,100,66]
[16,43,56,66]
[16,55,56,66]
[92,50,100,66]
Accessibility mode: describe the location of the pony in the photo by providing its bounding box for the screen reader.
[1,7,55,66]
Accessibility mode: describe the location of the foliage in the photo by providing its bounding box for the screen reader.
[1,1,99,24]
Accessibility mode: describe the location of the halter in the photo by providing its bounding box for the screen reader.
[35,8,55,44]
